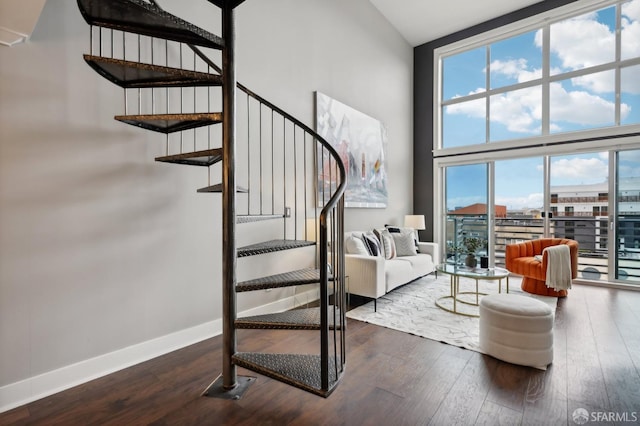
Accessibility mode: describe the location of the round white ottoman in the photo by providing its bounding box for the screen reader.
[479,293,554,369]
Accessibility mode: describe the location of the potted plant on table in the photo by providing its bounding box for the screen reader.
[461,237,485,268]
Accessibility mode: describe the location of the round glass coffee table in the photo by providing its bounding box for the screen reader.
[435,263,510,317]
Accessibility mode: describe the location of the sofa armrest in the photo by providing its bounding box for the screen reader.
[417,242,440,265]
[345,254,386,299]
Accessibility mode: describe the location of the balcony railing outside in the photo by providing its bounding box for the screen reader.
[446,214,640,283]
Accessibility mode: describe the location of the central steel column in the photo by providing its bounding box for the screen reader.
[221,0,237,390]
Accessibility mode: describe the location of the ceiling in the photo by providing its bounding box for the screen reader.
[1,0,542,48]
[0,0,47,47]
[369,0,543,46]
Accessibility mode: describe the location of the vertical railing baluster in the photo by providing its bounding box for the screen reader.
[123,32,128,116]
[246,95,251,214]
[271,111,275,215]
[137,35,141,115]
[259,104,263,215]
[283,116,287,239]
[293,125,298,240]
[151,37,155,115]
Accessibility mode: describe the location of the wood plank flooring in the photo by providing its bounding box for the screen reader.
[1,282,639,425]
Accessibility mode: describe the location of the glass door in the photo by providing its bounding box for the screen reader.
[548,152,609,281]
[444,164,488,265]
[494,157,545,268]
[616,149,640,283]
[441,146,640,284]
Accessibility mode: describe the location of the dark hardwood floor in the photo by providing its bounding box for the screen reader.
[2,282,639,425]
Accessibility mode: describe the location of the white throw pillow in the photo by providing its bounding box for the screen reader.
[391,230,417,256]
[374,228,396,259]
[345,234,370,255]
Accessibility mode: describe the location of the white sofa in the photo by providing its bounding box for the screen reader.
[344,231,439,310]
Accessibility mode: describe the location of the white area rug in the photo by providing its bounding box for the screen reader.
[346,273,558,353]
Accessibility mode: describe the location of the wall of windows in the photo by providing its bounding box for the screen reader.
[437,0,640,151]
[428,0,640,286]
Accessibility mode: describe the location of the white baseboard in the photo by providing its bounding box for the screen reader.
[0,288,318,413]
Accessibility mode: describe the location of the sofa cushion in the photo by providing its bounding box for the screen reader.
[390,229,417,256]
[345,234,369,255]
[362,231,382,256]
[385,258,416,291]
[374,228,396,259]
[400,253,434,277]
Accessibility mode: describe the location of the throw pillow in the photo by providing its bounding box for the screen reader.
[362,231,382,257]
[345,234,369,256]
[392,230,417,256]
[374,228,396,259]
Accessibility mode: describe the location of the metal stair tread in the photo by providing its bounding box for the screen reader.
[115,113,222,134]
[83,55,222,88]
[232,352,341,397]
[237,214,284,224]
[237,240,315,258]
[197,184,248,193]
[236,267,324,292]
[235,307,343,330]
[78,0,224,49]
[156,148,223,167]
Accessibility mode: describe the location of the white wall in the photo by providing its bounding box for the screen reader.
[0,0,412,411]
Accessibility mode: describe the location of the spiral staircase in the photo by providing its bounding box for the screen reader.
[76,0,346,397]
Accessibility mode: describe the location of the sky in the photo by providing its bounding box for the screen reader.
[444,0,640,211]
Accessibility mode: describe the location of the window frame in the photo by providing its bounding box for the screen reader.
[433,0,640,158]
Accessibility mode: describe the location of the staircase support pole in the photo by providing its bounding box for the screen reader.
[221,1,238,390]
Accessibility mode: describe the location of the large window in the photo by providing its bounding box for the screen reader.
[433,0,640,286]
[438,0,640,150]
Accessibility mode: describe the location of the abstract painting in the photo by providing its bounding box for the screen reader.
[315,92,388,208]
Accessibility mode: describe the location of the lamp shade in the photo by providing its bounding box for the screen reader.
[404,215,426,230]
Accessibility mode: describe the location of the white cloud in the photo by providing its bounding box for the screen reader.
[622,64,640,95]
[447,81,629,134]
[546,157,609,181]
[496,193,543,210]
[445,97,485,118]
[447,4,636,134]
[490,87,540,133]
[546,13,615,71]
[489,59,541,83]
[550,82,619,125]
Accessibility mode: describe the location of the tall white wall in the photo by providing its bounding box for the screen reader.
[0,0,412,410]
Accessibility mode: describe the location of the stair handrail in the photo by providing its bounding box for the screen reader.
[188,45,347,231]
[190,44,347,390]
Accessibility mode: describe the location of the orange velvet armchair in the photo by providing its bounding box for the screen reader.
[505,238,578,297]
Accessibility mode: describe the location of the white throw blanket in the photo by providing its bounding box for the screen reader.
[544,245,572,290]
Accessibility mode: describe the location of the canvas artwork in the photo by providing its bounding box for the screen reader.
[315,92,388,208]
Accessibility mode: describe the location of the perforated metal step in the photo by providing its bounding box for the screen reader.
[197,184,248,193]
[78,0,224,49]
[237,240,315,258]
[236,268,323,292]
[232,352,342,397]
[237,214,284,224]
[84,55,222,88]
[235,307,343,330]
[115,113,222,134]
[156,148,223,167]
